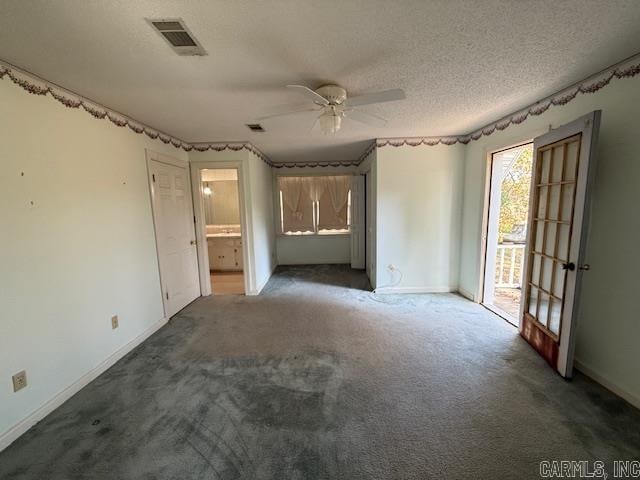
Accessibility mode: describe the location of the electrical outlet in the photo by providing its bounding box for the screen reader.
[111,315,119,330]
[12,370,27,392]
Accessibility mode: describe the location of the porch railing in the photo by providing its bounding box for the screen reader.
[495,244,525,288]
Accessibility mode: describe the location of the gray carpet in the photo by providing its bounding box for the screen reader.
[1,265,638,479]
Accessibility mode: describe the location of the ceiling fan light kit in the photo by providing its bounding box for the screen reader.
[256,84,406,135]
[319,109,342,135]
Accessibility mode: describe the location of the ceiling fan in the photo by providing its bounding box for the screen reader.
[256,84,406,135]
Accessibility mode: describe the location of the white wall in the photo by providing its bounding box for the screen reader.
[246,151,276,290]
[277,235,351,265]
[273,166,356,266]
[374,144,465,293]
[459,75,640,406]
[0,79,188,448]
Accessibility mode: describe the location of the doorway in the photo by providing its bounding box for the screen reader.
[482,143,534,325]
[200,168,245,295]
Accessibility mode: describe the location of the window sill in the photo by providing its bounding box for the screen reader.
[278,231,351,237]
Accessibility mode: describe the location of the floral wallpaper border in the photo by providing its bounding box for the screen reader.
[190,142,273,166]
[0,61,192,150]
[271,160,361,169]
[2,52,639,169]
[0,60,273,165]
[372,53,640,155]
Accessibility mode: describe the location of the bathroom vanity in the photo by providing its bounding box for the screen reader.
[207,233,243,271]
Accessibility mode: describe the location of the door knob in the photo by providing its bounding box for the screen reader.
[579,264,591,271]
[190,240,196,245]
[562,262,576,271]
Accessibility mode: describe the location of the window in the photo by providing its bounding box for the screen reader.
[278,175,351,235]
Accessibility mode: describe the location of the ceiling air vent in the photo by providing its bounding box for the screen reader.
[246,124,265,132]
[147,18,206,56]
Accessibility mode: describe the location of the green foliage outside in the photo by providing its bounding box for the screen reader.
[498,147,533,243]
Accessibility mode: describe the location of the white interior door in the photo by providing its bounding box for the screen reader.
[350,174,365,269]
[148,156,200,318]
[520,111,601,378]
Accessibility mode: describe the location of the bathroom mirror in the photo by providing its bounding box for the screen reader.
[202,179,240,225]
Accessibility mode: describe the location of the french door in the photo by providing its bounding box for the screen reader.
[520,111,600,377]
[147,153,200,318]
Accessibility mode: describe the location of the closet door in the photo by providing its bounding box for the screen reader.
[148,155,200,318]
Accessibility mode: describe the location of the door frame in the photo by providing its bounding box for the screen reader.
[145,149,201,317]
[190,161,251,296]
[350,174,366,269]
[362,168,376,288]
[518,110,601,377]
[364,171,369,276]
[478,139,534,311]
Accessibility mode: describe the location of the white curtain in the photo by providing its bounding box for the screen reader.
[279,176,314,232]
[279,175,351,233]
[318,176,350,231]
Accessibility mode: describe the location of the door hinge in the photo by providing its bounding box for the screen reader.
[193,215,196,224]
[165,291,169,300]
[152,174,156,183]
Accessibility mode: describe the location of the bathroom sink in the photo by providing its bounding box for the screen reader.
[206,232,241,238]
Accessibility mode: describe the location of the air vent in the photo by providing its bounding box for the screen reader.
[151,21,184,31]
[147,18,206,56]
[161,31,197,47]
[246,124,265,132]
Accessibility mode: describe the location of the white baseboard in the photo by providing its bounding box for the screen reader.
[574,359,640,410]
[458,287,476,302]
[0,316,168,453]
[277,260,351,265]
[374,286,454,294]
[247,263,277,296]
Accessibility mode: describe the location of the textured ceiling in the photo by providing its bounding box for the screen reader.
[1,0,639,163]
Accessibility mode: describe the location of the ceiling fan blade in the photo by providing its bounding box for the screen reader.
[344,109,387,127]
[286,84,329,105]
[345,88,405,107]
[255,105,321,121]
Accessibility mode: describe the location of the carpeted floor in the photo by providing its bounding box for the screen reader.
[1,265,639,479]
